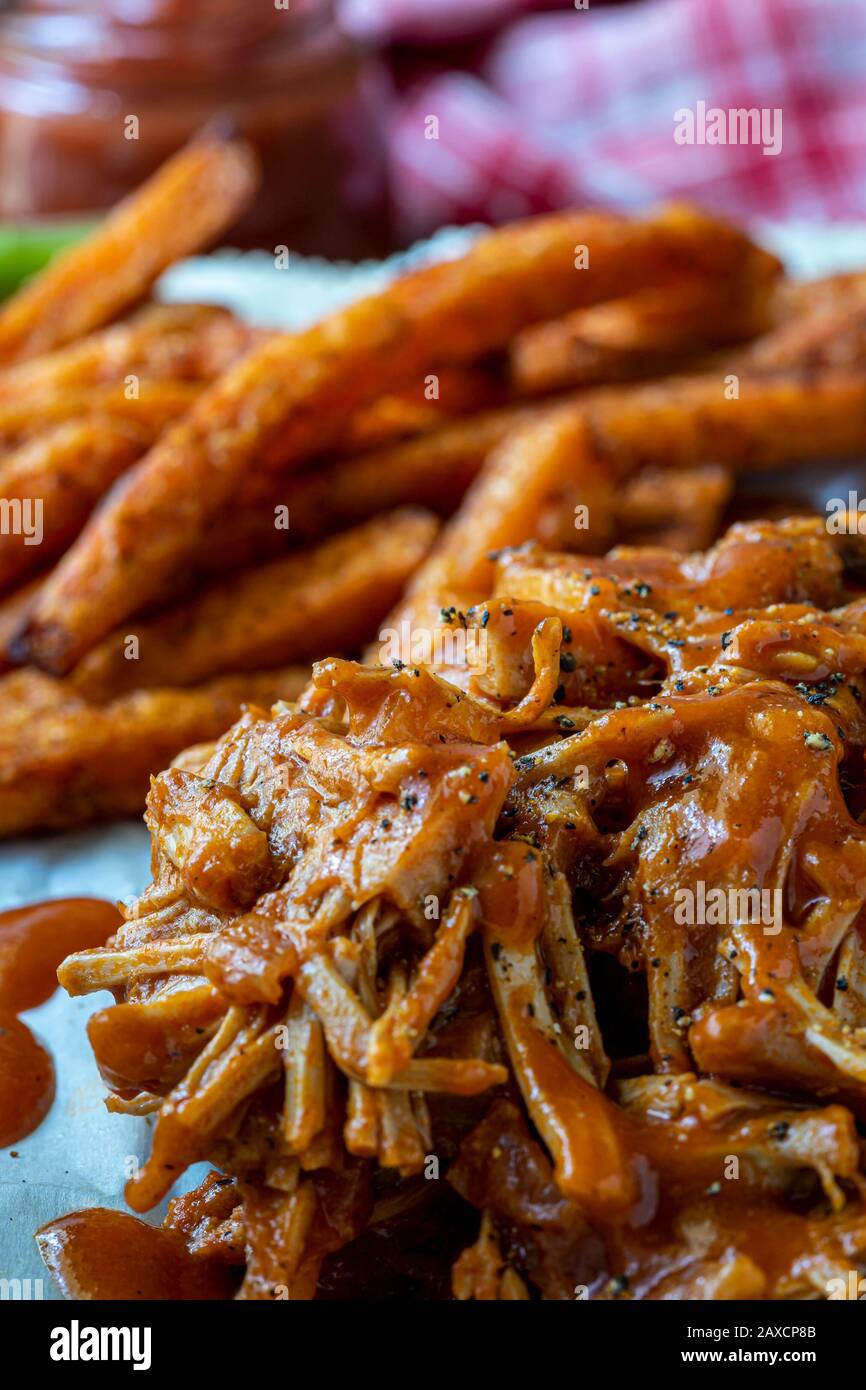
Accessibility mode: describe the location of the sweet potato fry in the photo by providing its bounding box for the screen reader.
[511,261,776,395]
[196,404,534,576]
[15,204,776,672]
[0,665,307,836]
[0,380,199,447]
[200,377,731,582]
[71,508,438,699]
[0,138,258,363]
[0,303,259,400]
[337,362,509,453]
[0,574,44,673]
[618,463,733,551]
[389,367,866,632]
[511,270,866,399]
[763,271,866,328]
[579,367,866,474]
[0,420,148,589]
[743,277,866,374]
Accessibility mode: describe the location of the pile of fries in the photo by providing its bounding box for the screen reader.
[12,135,866,1299]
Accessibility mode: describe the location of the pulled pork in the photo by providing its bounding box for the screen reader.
[59,516,866,1299]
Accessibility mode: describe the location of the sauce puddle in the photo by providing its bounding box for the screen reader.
[36,1207,235,1300]
[0,897,120,1146]
[0,899,232,1299]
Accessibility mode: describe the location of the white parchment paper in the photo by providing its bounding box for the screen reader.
[1,220,865,1298]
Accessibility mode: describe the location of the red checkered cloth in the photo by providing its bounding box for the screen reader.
[361,0,866,237]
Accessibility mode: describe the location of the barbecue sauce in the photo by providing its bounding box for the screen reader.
[0,896,120,1146]
[3,898,234,1300]
[0,1010,54,1146]
[0,896,121,1013]
[0,0,390,256]
[36,1207,235,1300]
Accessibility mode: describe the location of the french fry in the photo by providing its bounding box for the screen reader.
[0,574,44,673]
[0,420,148,589]
[388,367,866,633]
[511,270,866,398]
[744,278,866,373]
[14,204,777,672]
[194,404,533,577]
[71,508,438,699]
[618,463,733,552]
[0,380,200,447]
[511,262,776,395]
[0,139,258,363]
[0,303,259,401]
[0,665,307,837]
[337,363,509,453]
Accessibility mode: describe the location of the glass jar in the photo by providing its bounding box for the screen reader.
[0,0,392,257]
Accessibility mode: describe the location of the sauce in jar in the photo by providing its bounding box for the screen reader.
[0,0,391,256]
